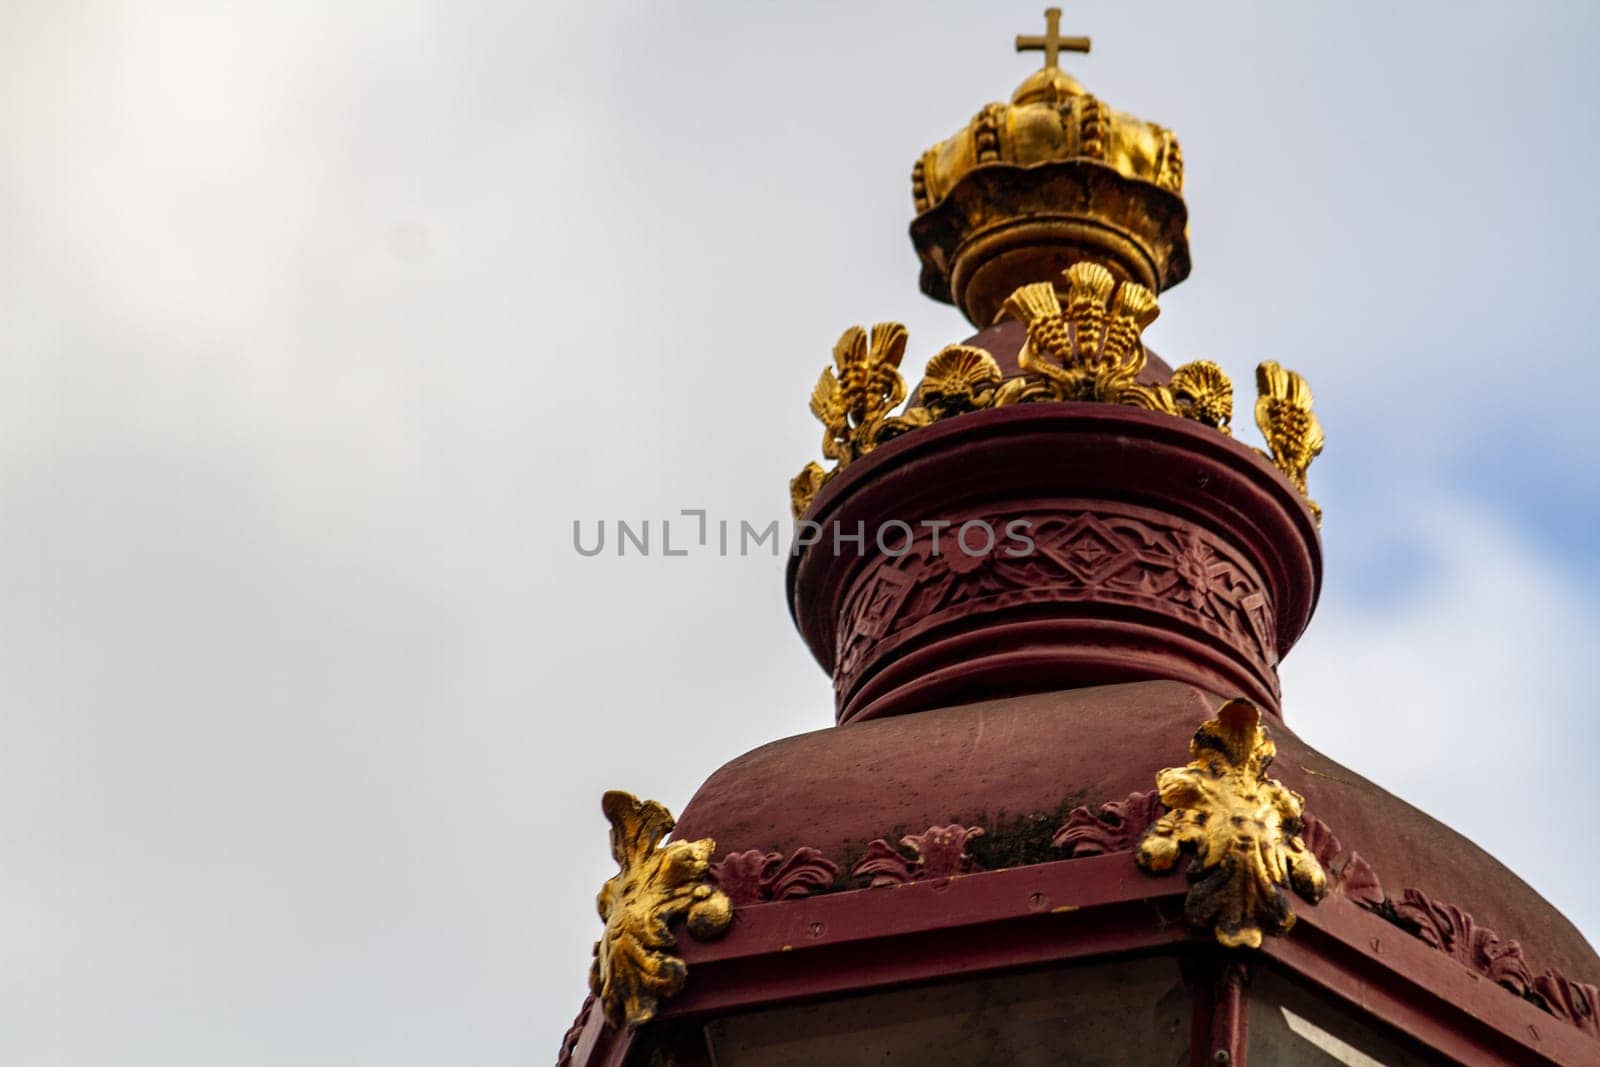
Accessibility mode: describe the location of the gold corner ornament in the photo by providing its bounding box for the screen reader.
[589,791,732,1029]
[1254,361,1324,523]
[1135,699,1327,949]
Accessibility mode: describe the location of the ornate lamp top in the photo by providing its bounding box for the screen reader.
[793,11,1326,529]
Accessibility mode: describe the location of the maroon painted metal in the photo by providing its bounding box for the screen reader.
[787,398,1320,722]
[673,680,1599,986]
[1205,961,1248,1066]
[641,855,1596,1066]
[1264,893,1599,1066]
[562,314,1599,1066]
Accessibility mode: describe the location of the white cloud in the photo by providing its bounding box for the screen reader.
[0,2,1595,1063]
[1284,495,1600,947]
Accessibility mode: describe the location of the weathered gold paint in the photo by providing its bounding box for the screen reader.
[914,9,1181,220]
[588,791,732,1029]
[1255,361,1325,523]
[997,264,1233,432]
[1136,699,1327,949]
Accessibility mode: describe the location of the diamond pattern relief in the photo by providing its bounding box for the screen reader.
[858,568,915,638]
[1039,515,1137,583]
[831,506,1279,701]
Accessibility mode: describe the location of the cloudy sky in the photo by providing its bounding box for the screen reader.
[2,1,1597,1063]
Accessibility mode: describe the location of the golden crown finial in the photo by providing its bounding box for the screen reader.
[1015,7,1091,70]
[913,9,1186,326]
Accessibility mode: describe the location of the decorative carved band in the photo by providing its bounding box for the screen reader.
[852,824,986,887]
[1394,889,1536,995]
[1055,789,1164,857]
[832,503,1278,702]
[710,847,840,907]
[568,792,1599,1056]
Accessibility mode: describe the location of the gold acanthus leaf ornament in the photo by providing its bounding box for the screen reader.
[995,264,1234,433]
[1135,699,1327,949]
[1254,360,1324,523]
[588,791,732,1029]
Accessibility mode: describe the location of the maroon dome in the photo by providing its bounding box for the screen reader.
[675,679,1600,985]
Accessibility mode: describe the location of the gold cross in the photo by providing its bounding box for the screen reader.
[1015,7,1091,70]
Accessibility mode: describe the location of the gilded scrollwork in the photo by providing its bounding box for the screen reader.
[588,791,732,1029]
[1135,699,1326,949]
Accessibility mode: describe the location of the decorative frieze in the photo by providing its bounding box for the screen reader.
[832,505,1278,702]
[710,847,839,906]
[852,824,986,887]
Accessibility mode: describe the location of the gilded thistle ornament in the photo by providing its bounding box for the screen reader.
[808,323,921,468]
[589,791,732,1028]
[996,263,1232,432]
[790,330,1002,517]
[1136,699,1327,949]
[1254,360,1324,523]
[789,268,1326,521]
